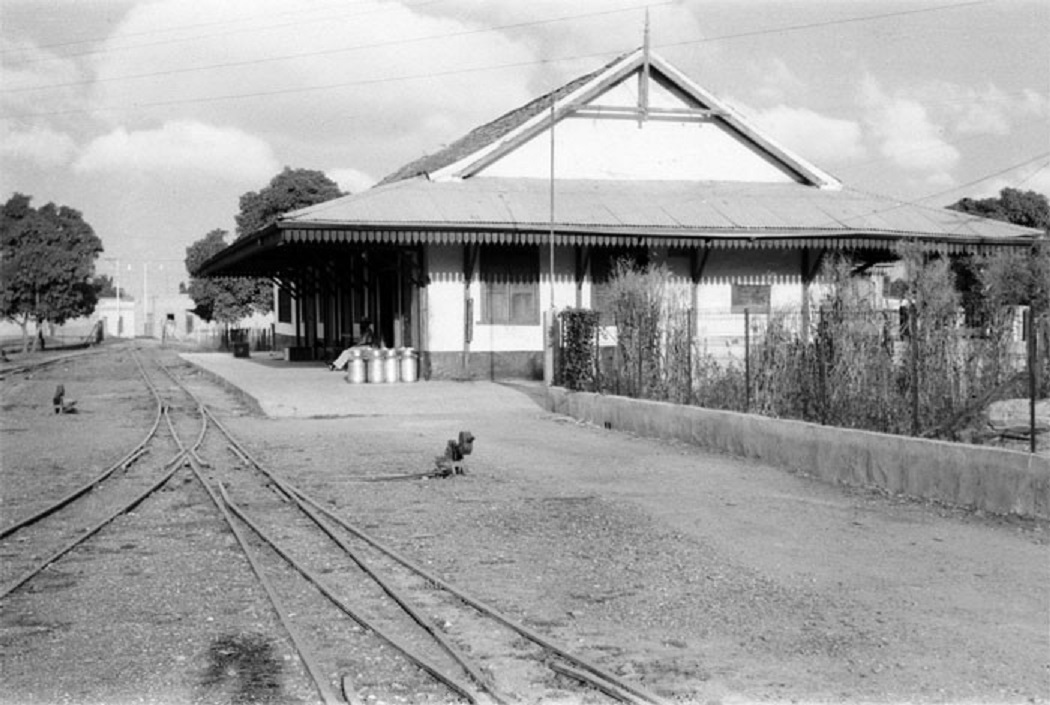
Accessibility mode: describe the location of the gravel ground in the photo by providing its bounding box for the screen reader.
[1,344,1048,705]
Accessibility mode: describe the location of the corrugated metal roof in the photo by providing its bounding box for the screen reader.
[284,177,1039,243]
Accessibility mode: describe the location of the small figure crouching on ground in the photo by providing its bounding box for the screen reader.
[53,384,77,414]
[434,431,475,476]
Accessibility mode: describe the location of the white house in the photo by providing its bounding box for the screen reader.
[197,47,1041,379]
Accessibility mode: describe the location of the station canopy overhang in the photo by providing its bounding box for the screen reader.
[196,177,1044,279]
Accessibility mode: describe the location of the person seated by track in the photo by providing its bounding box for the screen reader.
[328,319,376,371]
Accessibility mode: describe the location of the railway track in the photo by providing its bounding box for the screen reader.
[1,346,671,705]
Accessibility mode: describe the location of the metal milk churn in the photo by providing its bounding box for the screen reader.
[346,349,366,384]
[399,347,418,383]
[366,348,384,383]
[382,348,399,383]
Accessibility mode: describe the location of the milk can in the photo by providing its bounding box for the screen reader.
[382,348,399,383]
[346,349,366,384]
[366,348,384,383]
[399,347,418,383]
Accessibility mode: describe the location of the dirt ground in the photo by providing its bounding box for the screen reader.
[1,344,1048,705]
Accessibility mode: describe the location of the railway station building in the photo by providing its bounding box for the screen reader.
[196,47,1041,380]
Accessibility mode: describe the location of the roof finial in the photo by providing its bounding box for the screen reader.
[640,7,651,117]
[644,7,651,57]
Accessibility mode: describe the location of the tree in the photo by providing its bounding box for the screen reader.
[235,166,343,239]
[1,193,103,352]
[948,187,1050,318]
[187,167,344,320]
[185,229,271,324]
[947,187,1050,231]
[91,273,131,299]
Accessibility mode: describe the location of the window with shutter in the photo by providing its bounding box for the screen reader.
[480,246,539,325]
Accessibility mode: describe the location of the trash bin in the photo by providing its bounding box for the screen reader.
[382,348,399,383]
[232,342,250,358]
[346,349,366,384]
[399,348,418,382]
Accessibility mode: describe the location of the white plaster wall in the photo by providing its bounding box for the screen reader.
[479,117,797,182]
[427,245,466,352]
[427,244,579,353]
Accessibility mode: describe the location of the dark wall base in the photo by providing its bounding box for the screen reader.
[425,351,544,381]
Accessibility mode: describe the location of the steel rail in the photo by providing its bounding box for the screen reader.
[220,490,483,705]
[141,353,344,705]
[293,489,673,705]
[0,351,167,539]
[549,661,649,705]
[0,346,106,381]
[282,490,512,705]
[152,365,496,703]
[0,450,188,600]
[192,476,341,705]
[203,407,672,705]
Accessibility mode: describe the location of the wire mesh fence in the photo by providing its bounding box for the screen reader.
[557,306,1048,450]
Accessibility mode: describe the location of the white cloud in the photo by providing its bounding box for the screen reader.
[73,120,279,182]
[750,57,806,105]
[859,76,960,179]
[327,167,376,194]
[0,35,87,117]
[972,168,1050,201]
[750,105,866,165]
[0,122,77,167]
[951,85,1048,136]
[86,0,543,176]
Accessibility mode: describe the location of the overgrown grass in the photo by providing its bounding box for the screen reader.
[594,249,1045,441]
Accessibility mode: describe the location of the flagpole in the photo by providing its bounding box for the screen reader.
[545,98,557,385]
[549,99,556,307]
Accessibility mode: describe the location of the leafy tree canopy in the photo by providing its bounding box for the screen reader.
[1,193,103,350]
[947,187,1050,230]
[947,188,1050,318]
[186,168,343,324]
[185,229,271,324]
[91,273,133,299]
[235,166,344,239]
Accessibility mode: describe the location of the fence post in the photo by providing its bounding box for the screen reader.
[1029,311,1037,454]
[744,307,751,413]
[910,305,919,436]
[636,312,643,398]
[687,308,694,405]
[594,321,601,393]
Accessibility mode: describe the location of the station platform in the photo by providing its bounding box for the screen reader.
[179,351,546,419]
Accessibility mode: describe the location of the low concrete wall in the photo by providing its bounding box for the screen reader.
[547,388,1050,520]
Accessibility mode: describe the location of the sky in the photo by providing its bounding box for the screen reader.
[2,0,1048,301]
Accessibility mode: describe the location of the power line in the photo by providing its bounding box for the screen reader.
[2,2,671,94]
[0,0,408,58]
[0,0,1005,120]
[833,115,1050,174]
[667,0,991,47]
[825,151,1050,230]
[916,151,1050,202]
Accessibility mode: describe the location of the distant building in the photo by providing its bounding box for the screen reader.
[96,297,136,339]
[197,47,1041,379]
